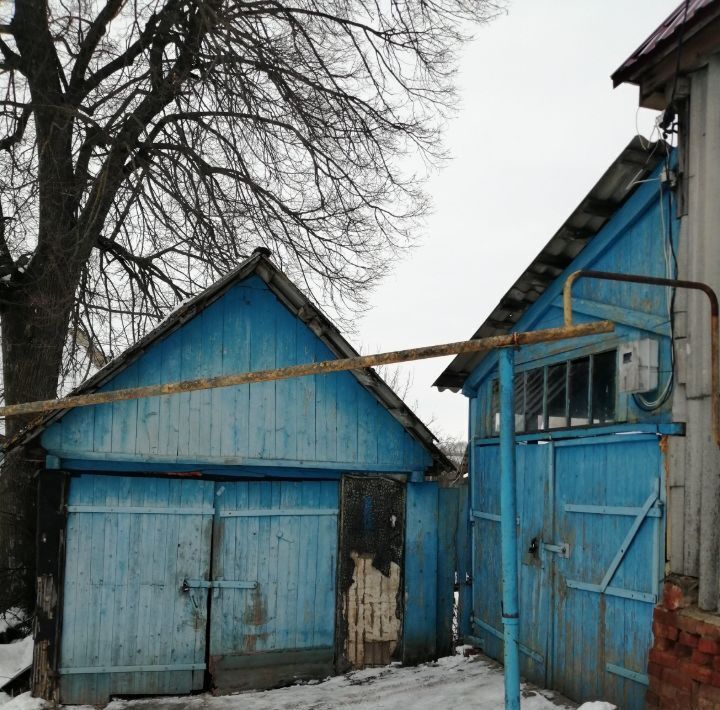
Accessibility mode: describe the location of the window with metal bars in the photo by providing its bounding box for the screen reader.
[490,349,617,434]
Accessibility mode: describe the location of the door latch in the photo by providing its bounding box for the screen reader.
[542,541,570,558]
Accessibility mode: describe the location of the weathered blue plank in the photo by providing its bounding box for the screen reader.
[249,284,277,459]
[43,276,432,474]
[135,345,162,455]
[436,487,459,658]
[275,310,299,460]
[59,475,214,705]
[403,481,439,664]
[336,372,358,463]
[157,335,181,457]
[209,480,339,681]
[456,485,472,641]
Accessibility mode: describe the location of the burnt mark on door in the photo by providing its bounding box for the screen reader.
[336,476,405,672]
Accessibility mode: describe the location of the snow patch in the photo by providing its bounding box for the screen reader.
[0,637,32,690]
[578,704,617,710]
[0,693,45,710]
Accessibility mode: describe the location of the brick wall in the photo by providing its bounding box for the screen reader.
[647,577,720,709]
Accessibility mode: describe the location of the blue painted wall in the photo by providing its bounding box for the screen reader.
[41,276,432,474]
[467,160,679,438]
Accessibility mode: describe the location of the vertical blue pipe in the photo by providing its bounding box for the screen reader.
[499,347,521,710]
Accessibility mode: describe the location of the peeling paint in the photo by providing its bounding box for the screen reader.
[344,552,401,668]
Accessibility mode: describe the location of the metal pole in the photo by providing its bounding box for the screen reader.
[499,346,521,710]
[0,321,614,420]
[563,270,720,447]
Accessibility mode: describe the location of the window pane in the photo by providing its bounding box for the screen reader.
[592,350,617,424]
[546,362,567,429]
[569,357,590,426]
[514,372,526,433]
[525,367,544,432]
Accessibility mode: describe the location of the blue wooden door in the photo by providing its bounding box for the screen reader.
[469,443,549,687]
[471,431,663,708]
[550,434,662,708]
[208,480,339,692]
[59,475,215,705]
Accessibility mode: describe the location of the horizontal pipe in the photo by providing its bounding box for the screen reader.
[0,320,614,419]
[563,269,720,447]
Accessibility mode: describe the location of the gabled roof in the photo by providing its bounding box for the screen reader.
[612,0,720,105]
[433,136,668,392]
[12,249,452,473]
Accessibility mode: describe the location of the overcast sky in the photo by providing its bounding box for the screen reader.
[352,0,681,441]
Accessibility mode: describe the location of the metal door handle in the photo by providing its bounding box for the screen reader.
[542,542,570,558]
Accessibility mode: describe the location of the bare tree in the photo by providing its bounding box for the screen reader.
[0,0,502,610]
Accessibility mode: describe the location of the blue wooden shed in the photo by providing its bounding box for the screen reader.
[435,136,683,709]
[22,249,457,705]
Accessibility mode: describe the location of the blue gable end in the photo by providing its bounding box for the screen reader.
[42,275,432,474]
[465,156,679,435]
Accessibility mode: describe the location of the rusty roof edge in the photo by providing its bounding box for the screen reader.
[433,135,669,393]
[612,0,720,87]
[7,250,453,473]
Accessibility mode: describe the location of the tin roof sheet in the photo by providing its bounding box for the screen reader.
[612,0,716,87]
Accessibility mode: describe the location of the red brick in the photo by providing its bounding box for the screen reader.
[654,608,678,627]
[699,637,720,655]
[649,661,664,678]
[663,580,697,611]
[673,689,692,708]
[664,667,694,692]
[713,656,720,672]
[676,614,703,635]
[659,680,680,700]
[698,682,720,703]
[675,643,693,658]
[654,637,674,652]
[651,648,680,668]
[654,621,679,640]
[646,689,660,708]
[698,622,720,641]
[680,660,714,684]
[649,674,663,694]
[693,650,712,666]
[711,672,720,688]
[679,631,700,648]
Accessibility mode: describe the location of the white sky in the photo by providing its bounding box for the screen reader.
[356,0,681,441]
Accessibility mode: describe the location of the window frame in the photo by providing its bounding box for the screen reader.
[489,348,618,435]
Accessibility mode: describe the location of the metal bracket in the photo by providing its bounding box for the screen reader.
[182,578,257,591]
[542,541,570,558]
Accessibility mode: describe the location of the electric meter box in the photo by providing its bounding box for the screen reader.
[618,338,659,394]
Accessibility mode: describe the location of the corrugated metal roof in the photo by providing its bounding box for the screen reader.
[433,136,668,392]
[10,249,453,474]
[612,0,717,87]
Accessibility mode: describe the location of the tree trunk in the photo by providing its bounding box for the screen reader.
[0,288,72,613]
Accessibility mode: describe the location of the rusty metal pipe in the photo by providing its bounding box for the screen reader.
[0,320,614,420]
[563,269,720,447]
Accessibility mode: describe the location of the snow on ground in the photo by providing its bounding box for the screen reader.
[0,653,588,710]
[0,637,32,694]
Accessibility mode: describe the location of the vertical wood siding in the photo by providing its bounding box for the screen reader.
[42,276,431,473]
[59,475,214,705]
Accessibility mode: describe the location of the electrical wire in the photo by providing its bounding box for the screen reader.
[633,143,677,411]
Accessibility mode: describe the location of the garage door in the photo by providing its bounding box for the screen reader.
[59,475,215,704]
[208,480,339,691]
[59,476,339,704]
